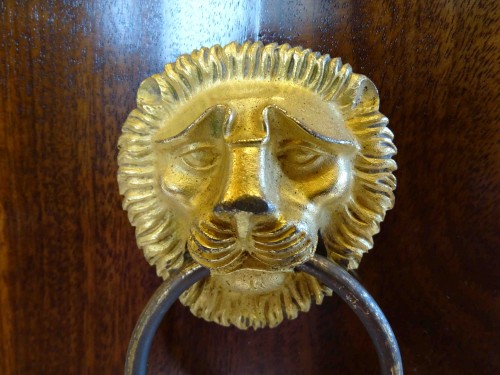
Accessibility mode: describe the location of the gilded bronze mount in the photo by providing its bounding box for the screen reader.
[118,41,401,374]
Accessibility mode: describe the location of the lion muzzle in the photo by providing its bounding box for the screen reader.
[187,212,316,273]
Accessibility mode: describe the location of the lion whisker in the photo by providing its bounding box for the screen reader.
[201,220,234,236]
[190,231,236,253]
[250,241,314,266]
[252,236,311,258]
[251,223,295,240]
[188,238,245,268]
[193,225,235,245]
[252,228,302,245]
[253,231,307,251]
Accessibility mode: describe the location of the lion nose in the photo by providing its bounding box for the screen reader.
[215,146,277,217]
[215,195,272,215]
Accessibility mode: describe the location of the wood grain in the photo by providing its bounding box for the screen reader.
[1,1,498,374]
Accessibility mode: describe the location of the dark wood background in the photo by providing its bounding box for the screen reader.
[1,1,498,374]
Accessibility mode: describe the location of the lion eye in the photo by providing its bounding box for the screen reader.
[281,149,320,166]
[277,143,334,180]
[180,146,219,171]
[278,145,324,168]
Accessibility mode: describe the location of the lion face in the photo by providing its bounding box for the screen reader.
[118,42,396,329]
[154,82,357,275]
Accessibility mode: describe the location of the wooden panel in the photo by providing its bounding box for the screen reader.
[0,1,498,374]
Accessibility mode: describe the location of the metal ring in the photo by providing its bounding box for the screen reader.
[297,256,403,375]
[125,255,403,375]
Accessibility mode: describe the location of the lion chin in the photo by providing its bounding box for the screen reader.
[179,268,332,330]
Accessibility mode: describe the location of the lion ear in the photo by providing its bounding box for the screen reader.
[338,75,380,114]
[137,76,163,106]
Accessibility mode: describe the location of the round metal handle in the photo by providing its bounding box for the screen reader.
[125,256,402,375]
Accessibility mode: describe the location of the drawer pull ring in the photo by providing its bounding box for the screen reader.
[125,256,403,375]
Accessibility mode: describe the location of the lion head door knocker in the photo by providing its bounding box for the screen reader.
[118,42,401,374]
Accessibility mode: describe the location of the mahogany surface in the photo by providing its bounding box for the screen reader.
[1,1,498,374]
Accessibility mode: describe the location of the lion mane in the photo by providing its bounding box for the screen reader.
[118,41,396,329]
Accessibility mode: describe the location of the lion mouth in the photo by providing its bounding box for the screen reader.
[187,216,315,273]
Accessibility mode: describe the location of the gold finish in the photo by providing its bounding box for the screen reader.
[118,41,397,329]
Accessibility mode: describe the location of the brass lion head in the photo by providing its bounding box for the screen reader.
[118,41,396,329]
